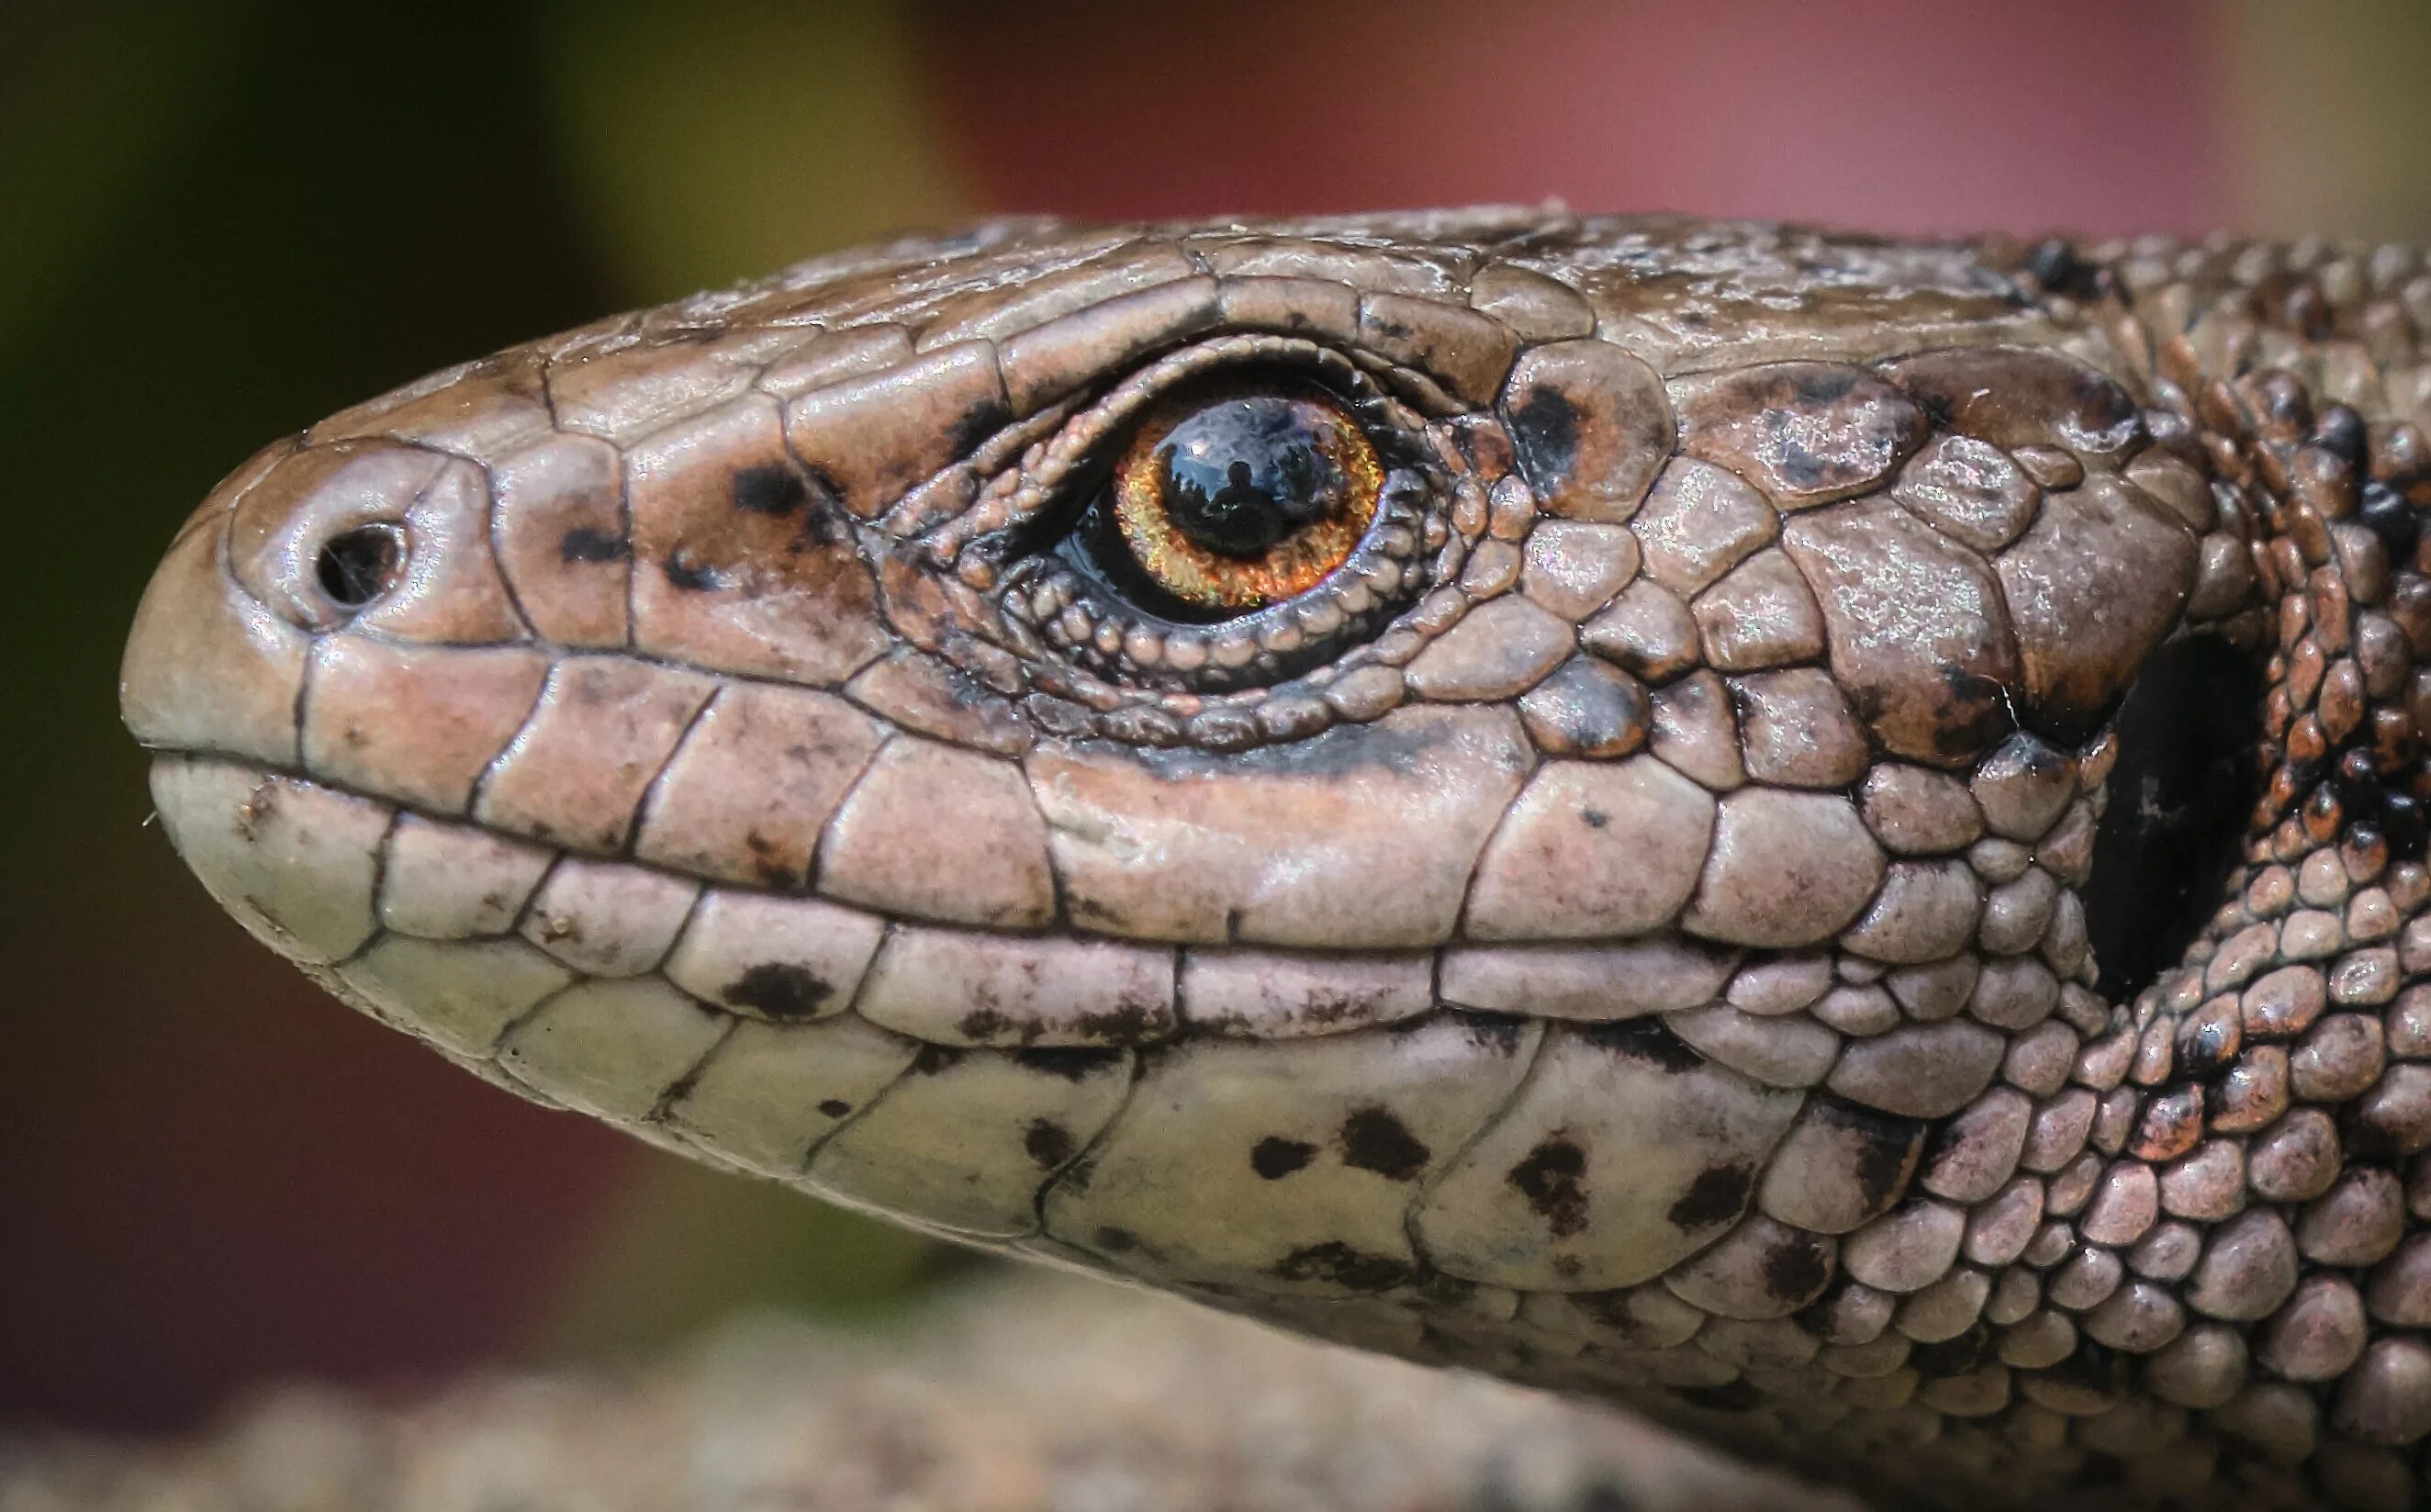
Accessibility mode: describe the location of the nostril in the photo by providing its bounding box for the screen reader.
[315,523,407,610]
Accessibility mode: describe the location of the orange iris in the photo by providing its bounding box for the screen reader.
[1110,379,1382,613]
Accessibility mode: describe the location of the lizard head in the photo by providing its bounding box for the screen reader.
[122,212,2431,1496]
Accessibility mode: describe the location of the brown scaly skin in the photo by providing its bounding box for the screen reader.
[121,212,2431,1510]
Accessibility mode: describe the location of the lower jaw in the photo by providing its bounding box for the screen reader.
[147,752,1934,1451]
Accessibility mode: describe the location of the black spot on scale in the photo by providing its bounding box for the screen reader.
[1764,413,1834,492]
[723,962,832,1020]
[1579,807,1609,830]
[1338,1107,1430,1181]
[1504,384,1581,495]
[947,395,1011,459]
[1665,1162,1753,1229]
[816,1099,853,1119]
[1023,1118,1074,1168]
[1762,1237,1832,1305]
[558,526,629,565]
[1926,663,2015,760]
[1788,366,1861,407]
[731,463,808,517]
[1812,1096,1924,1210]
[1250,1136,1317,1180]
[1507,1137,1590,1239]
[1093,1226,1137,1253]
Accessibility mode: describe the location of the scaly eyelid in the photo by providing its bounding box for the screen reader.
[879,329,1496,731]
[910,335,1405,566]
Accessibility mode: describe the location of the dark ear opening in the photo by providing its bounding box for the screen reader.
[2081,635,2264,1004]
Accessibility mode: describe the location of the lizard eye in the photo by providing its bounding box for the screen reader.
[1093,377,1384,618]
[945,334,1457,694]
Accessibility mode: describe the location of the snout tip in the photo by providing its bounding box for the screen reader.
[120,512,312,769]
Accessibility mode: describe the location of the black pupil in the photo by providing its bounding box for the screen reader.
[1157,396,1347,559]
[316,524,405,608]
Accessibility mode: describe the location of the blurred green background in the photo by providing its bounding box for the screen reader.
[5,0,2427,1434]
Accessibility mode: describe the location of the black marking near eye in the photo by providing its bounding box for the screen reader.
[1504,386,1580,495]
[559,525,630,564]
[732,464,809,516]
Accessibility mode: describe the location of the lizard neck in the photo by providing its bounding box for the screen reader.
[1932,291,2431,1477]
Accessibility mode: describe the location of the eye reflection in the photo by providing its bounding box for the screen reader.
[1108,377,1382,613]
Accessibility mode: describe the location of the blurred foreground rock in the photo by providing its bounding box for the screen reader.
[0,1273,1853,1512]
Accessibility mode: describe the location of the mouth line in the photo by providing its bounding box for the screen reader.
[144,749,1757,1042]
[148,750,1754,1264]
